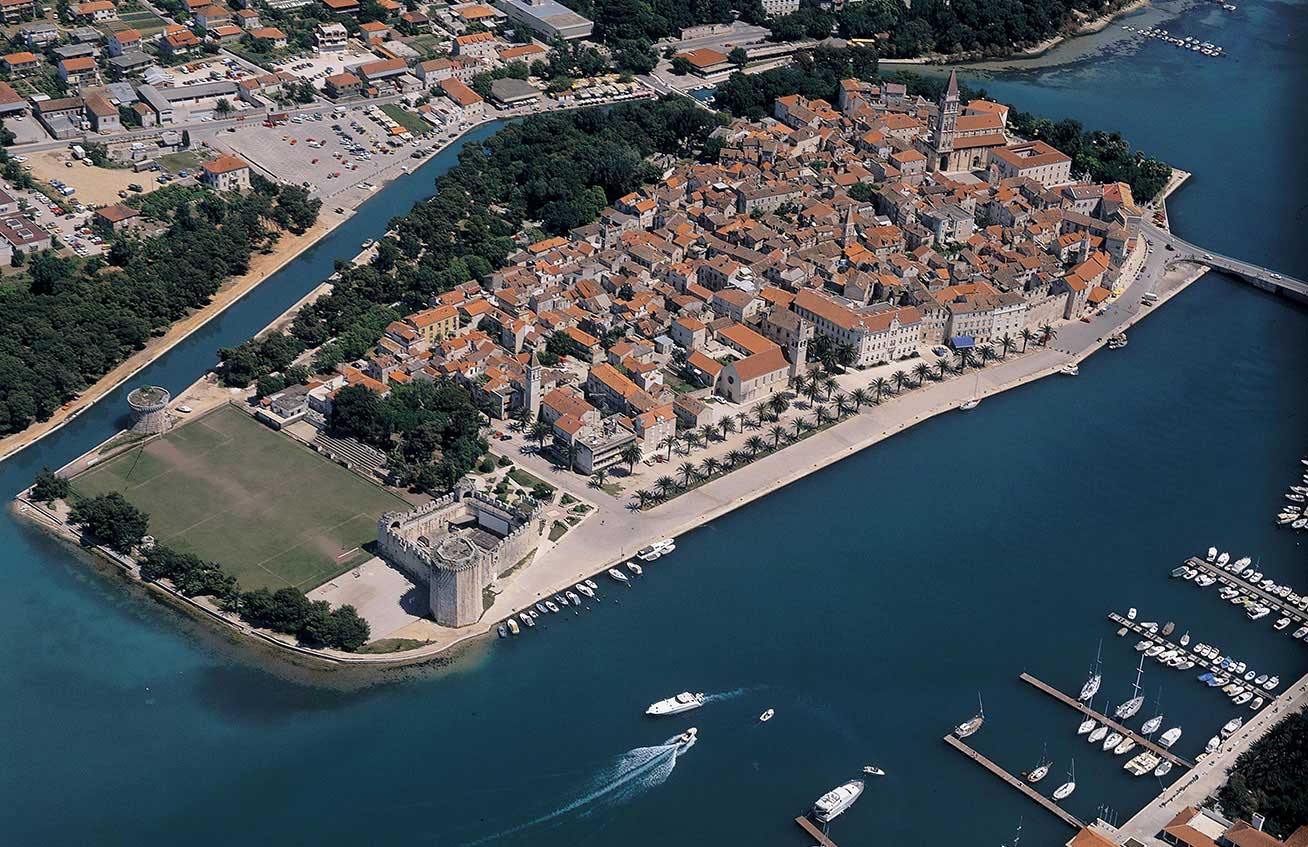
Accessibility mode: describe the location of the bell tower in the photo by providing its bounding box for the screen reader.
[933,69,961,171]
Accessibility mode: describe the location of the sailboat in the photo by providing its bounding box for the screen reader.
[1052,759,1076,801]
[959,367,982,410]
[1026,744,1052,783]
[954,693,985,738]
[1115,654,1146,720]
[1079,640,1103,702]
[1141,688,1164,736]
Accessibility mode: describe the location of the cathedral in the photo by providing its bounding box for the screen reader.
[922,70,1010,174]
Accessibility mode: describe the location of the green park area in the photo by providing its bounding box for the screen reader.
[73,405,409,591]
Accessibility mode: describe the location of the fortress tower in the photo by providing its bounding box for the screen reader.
[126,386,171,435]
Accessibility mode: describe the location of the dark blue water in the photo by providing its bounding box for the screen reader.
[2,4,1307,843]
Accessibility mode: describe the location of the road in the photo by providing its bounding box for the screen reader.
[1143,221,1307,298]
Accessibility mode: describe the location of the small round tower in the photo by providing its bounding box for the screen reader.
[127,385,171,435]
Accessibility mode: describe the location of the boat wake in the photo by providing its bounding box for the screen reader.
[461,735,694,845]
[703,687,752,704]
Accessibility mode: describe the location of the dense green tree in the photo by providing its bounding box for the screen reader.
[30,467,70,503]
[68,492,149,552]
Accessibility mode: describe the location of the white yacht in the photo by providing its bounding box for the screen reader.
[1142,715,1163,735]
[608,567,630,584]
[1273,618,1290,631]
[1263,675,1280,690]
[1115,656,1146,720]
[954,694,985,738]
[1079,641,1103,702]
[1113,738,1137,756]
[759,708,774,722]
[1221,717,1243,737]
[1158,727,1182,748]
[1026,744,1052,783]
[862,765,885,776]
[575,583,594,598]
[1217,551,1231,566]
[1052,760,1076,801]
[626,561,644,576]
[646,691,705,716]
[1154,760,1174,778]
[677,727,698,747]
[1206,736,1222,754]
[1060,362,1079,376]
[1206,546,1218,562]
[812,780,864,823]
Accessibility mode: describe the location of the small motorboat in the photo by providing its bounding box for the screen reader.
[1158,727,1182,748]
[1179,632,1191,646]
[535,602,549,615]
[584,579,598,590]
[627,561,643,576]
[1206,736,1221,753]
[1250,697,1264,710]
[1127,607,1138,620]
[1060,362,1079,376]
[1221,717,1243,737]
[678,727,698,746]
[1077,717,1096,735]
[759,708,774,722]
[507,618,521,635]
[862,765,885,776]
[1026,743,1052,783]
[1273,618,1290,631]
[176,404,193,414]
[1135,640,1152,652]
[1113,738,1137,756]
[576,583,594,598]
[1206,546,1217,562]
[566,591,581,606]
[960,397,981,410]
[1154,760,1173,778]
[1217,552,1231,566]
[544,600,559,614]
[1263,676,1280,690]
[1233,692,1253,706]
[608,568,630,584]
[497,623,507,638]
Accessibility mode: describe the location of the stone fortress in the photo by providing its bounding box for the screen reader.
[377,480,547,627]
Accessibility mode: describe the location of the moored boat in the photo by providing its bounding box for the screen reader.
[954,694,985,739]
[1088,726,1109,744]
[1158,727,1182,748]
[1154,760,1173,778]
[1052,760,1076,801]
[812,780,864,823]
[608,567,630,584]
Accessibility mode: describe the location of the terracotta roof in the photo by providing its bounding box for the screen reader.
[727,347,787,382]
[201,154,248,175]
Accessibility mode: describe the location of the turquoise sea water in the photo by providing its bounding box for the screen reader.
[2,3,1306,843]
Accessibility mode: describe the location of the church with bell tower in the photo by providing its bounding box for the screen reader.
[930,69,961,172]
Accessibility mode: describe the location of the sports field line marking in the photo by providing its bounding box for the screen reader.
[337,547,361,560]
[247,511,375,590]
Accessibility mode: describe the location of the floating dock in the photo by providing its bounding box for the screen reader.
[1190,557,1308,627]
[943,734,1084,829]
[1019,673,1194,769]
[794,815,839,847]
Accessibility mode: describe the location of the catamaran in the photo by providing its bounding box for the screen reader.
[812,780,864,823]
[1079,641,1103,702]
[1115,655,1146,720]
[954,693,985,738]
[1052,760,1076,801]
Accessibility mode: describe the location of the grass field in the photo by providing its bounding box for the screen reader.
[379,103,430,136]
[73,406,410,592]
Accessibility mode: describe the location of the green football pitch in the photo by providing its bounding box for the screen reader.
[74,405,409,591]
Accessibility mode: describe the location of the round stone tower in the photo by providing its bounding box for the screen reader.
[126,385,171,435]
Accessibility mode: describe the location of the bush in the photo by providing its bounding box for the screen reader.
[68,492,149,553]
[30,466,69,503]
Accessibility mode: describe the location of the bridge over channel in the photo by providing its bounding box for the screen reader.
[1144,222,1308,304]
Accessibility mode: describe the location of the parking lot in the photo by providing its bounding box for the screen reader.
[274,48,379,89]
[4,177,104,258]
[208,106,432,199]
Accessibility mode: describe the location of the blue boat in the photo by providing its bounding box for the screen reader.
[1198,672,1216,683]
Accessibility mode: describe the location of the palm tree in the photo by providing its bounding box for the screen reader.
[1019,327,1036,353]
[768,424,786,448]
[793,417,807,438]
[935,360,951,380]
[999,333,1016,360]
[822,374,837,401]
[718,417,736,440]
[725,449,746,468]
[892,370,909,393]
[736,411,753,431]
[803,373,822,406]
[633,489,652,509]
[979,343,996,366]
[872,376,890,402]
[850,387,871,411]
[701,457,722,478]
[619,443,643,476]
[954,348,974,372]
[591,468,608,489]
[684,431,703,451]
[677,461,697,488]
[832,392,850,417]
[659,435,677,461]
[698,424,716,446]
[529,420,552,450]
[655,476,676,499]
[745,435,766,457]
[814,404,830,426]
[913,361,933,385]
[767,394,790,418]
[1039,323,1058,346]
[565,443,580,472]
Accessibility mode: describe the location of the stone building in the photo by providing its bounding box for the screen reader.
[378,482,547,627]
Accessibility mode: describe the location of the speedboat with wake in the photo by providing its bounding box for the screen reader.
[677,727,698,748]
[812,780,864,823]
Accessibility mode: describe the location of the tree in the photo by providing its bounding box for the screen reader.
[214,98,233,117]
[1039,323,1058,346]
[913,362,933,385]
[892,370,909,393]
[769,424,787,448]
[728,47,748,67]
[1020,327,1036,353]
[677,461,697,488]
[979,343,996,366]
[767,394,790,418]
[68,492,149,552]
[850,387,871,410]
[659,434,677,461]
[619,443,643,475]
[701,456,722,478]
[328,384,392,447]
[872,376,889,402]
[591,468,608,489]
[725,449,746,468]
[30,467,69,503]
[999,333,1016,359]
[655,475,676,499]
[529,419,553,451]
[745,435,766,457]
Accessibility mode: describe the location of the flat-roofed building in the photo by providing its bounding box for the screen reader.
[316,22,348,52]
[491,0,592,40]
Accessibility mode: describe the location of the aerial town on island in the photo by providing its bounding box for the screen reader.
[5,0,1306,841]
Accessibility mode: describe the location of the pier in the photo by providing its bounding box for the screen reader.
[942,734,1084,829]
[1019,673,1195,769]
[794,815,840,847]
[1189,557,1308,627]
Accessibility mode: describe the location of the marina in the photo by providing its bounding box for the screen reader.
[1189,558,1308,628]
[1019,674,1194,769]
[943,734,1085,830]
